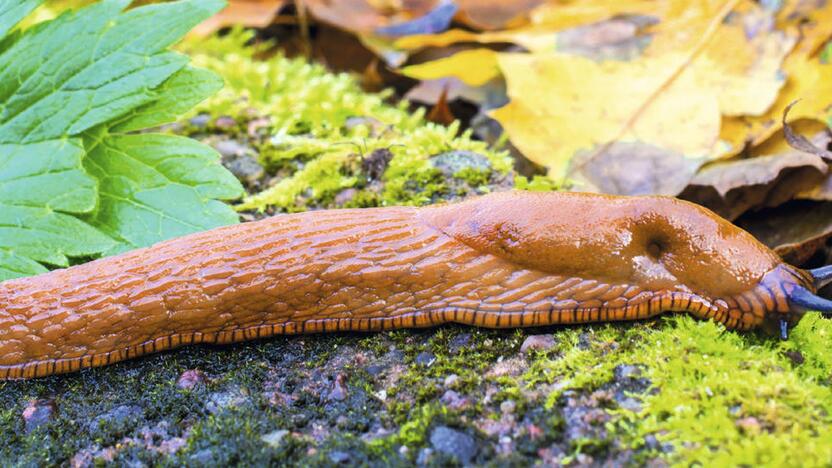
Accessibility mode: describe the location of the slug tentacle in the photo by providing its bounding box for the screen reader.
[809,265,832,289]
[788,285,832,315]
[0,191,827,379]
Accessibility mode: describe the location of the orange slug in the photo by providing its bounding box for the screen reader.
[1,191,831,380]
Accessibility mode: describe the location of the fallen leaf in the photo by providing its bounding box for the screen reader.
[738,201,832,265]
[777,0,832,57]
[404,76,507,109]
[375,0,457,37]
[491,51,721,181]
[680,146,827,219]
[426,84,455,125]
[726,58,832,151]
[401,48,500,86]
[569,141,702,196]
[555,15,654,61]
[782,101,832,161]
[455,0,543,30]
[193,0,286,36]
[303,0,436,34]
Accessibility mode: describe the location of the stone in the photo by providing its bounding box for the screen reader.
[443,374,460,388]
[22,399,56,433]
[328,450,352,464]
[429,426,477,465]
[415,351,436,366]
[176,369,206,390]
[225,154,265,185]
[214,139,248,158]
[88,404,143,434]
[440,390,470,410]
[520,334,557,354]
[327,374,348,401]
[261,429,289,448]
[430,150,492,175]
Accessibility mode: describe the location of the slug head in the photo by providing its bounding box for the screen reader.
[422,191,832,337]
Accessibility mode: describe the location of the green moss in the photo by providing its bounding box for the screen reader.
[513,174,560,192]
[522,315,832,466]
[178,30,514,211]
[453,167,491,188]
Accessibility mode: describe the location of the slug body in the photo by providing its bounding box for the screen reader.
[0,191,823,379]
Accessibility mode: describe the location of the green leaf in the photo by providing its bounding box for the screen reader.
[112,65,224,133]
[0,249,46,282]
[0,139,115,280]
[0,0,41,38]
[83,133,242,254]
[0,0,237,280]
[0,0,224,143]
[0,141,115,279]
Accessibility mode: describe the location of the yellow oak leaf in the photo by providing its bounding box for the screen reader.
[400,49,500,86]
[490,52,720,181]
[731,59,832,151]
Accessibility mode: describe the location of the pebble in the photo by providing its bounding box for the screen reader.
[176,369,206,390]
[22,399,56,433]
[327,373,348,401]
[443,374,460,388]
[189,114,211,128]
[429,426,477,465]
[205,390,247,414]
[430,150,492,175]
[328,450,352,464]
[88,404,143,434]
[334,188,359,206]
[225,154,265,185]
[520,334,557,354]
[214,116,237,129]
[448,333,471,352]
[361,148,394,181]
[440,390,470,410]
[784,350,805,365]
[261,429,289,448]
[417,447,434,465]
[415,351,436,366]
[214,139,248,158]
[500,399,516,414]
[614,364,643,380]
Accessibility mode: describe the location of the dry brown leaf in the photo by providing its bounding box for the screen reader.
[490,51,722,181]
[193,0,287,36]
[738,201,832,265]
[782,101,832,161]
[455,0,544,30]
[303,0,437,33]
[680,147,828,220]
[426,84,455,125]
[569,141,702,196]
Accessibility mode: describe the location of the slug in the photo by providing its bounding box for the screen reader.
[2,191,831,380]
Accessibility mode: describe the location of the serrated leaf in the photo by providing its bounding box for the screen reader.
[0,204,115,267]
[83,133,242,254]
[112,66,223,133]
[0,0,225,143]
[0,249,46,282]
[0,0,233,280]
[0,0,41,37]
[0,139,96,212]
[0,139,114,279]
